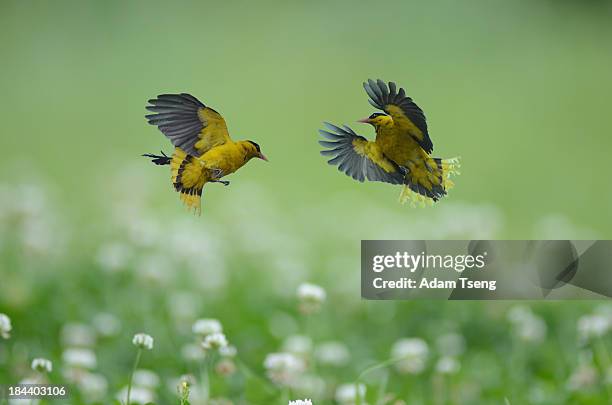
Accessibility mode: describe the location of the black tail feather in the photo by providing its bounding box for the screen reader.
[143,151,171,165]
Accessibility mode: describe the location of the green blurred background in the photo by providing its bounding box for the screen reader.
[1,1,612,404]
[1,0,611,236]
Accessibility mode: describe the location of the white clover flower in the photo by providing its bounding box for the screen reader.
[19,377,41,385]
[578,314,610,341]
[181,385,206,404]
[192,318,222,336]
[168,374,197,399]
[297,283,326,314]
[132,333,154,350]
[168,291,199,322]
[391,338,429,374]
[181,343,205,362]
[133,369,160,389]
[61,323,96,347]
[297,283,326,304]
[92,313,121,337]
[124,216,161,247]
[135,254,173,286]
[507,306,547,343]
[178,373,197,387]
[335,383,366,404]
[116,386,155,404]
[0,313,12,339]
[289,399,313,405]
[292,375,326,398]
[31,358,52,373]
[177,380,190,401]
[219,344,237,358]
[19,201,59,257]
[166,375,191,396]
[215,358,237,377]
[435,356,460,374]
[78,372,108,401]
[202,332,228,350]
[507,305,533,324]
[61,365,87,384]
[12,378,42,403]
[435,333,466,357]
[567,364,598,391]
[595,304,612,321]
[283,335,313,356]
[517,316,547,343]
[62,348,97,369]
[315,341,350,366]
[96,242,131,273]
[264,352,306,387]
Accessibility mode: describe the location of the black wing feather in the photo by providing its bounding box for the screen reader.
[363,79,433,153]
[318,123,404,185]
[145,93,206,156]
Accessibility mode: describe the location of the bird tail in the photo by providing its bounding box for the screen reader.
[436,156,461,189]
[143,151,172,165]
[399,157,461,207]
[170,148,207,215]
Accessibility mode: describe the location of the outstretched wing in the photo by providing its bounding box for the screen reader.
[319,122,404,184]
[363,79,433,154]
[145,93,231,157]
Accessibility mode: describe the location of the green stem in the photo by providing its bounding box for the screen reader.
[202,350,219,404]
[199,354,209,405]
[355,356,416,405]
[236,359,278,395]
[595,338,611,368]
[126,348,142,405]
[357,356,404,381]
[304,314,318,375]
[510,337,526,402]
[375,370,389,405]
[281,388,290,404]
[594,338,612,399]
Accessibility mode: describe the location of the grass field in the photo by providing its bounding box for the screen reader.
[1,1,612,404]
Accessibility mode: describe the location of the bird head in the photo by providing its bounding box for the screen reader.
[358,112,392,128]
[242,140,268,162]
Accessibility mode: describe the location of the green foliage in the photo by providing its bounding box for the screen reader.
[0,0,611,404]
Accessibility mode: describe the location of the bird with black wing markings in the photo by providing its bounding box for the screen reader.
[319,79,459,206]
[143,93,267,214]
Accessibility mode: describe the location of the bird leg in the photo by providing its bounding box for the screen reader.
[210,180,230,186]
[209,168,229,186]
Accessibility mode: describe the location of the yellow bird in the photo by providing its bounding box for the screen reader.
[319,79,459,206]
[143,93,267,214]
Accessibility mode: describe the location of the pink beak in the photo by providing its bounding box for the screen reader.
[357,117,370,123]
[258,153,268,162]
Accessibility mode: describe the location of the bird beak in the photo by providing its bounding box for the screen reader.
[357,117,370,124]
[257,153,268,162]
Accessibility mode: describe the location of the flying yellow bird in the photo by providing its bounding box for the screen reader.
[143,93,267,214]
[319,79,459,206]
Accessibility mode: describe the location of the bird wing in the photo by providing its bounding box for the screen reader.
[146,93,231,157]
[363,79,433,154]
[319,122,405,184]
